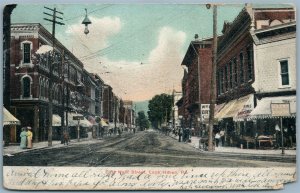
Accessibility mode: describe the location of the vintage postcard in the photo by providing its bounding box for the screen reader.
[2,2,297,190]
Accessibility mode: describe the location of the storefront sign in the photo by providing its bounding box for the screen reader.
[73,116,84,120]
[234,94,253,120]
[271,103,290,117]
[201,104,210,122]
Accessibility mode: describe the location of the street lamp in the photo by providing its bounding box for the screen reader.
[206,4,218,152]
[82,8,92,35]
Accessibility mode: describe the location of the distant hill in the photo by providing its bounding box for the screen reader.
[133,100,149,115]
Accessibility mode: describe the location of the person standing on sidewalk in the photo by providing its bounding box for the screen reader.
[220,129,225,147]
[178,127,183,142]
[20,127,28,149]
[215,132,221,147]
[63,130,69,145]
[26,127,33,149]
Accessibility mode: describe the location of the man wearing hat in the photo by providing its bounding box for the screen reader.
[27,126,33,149]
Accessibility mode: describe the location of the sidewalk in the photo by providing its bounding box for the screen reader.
[169,134,296,156]
[3,137,101,156]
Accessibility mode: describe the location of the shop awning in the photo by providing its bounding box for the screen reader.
[3,107,20,126]
[80,117,93,127]
[214,100,236,120]
[215,94,253,120]
[248,95,296,120]
[65,112,90,127]
[52,114,61,126]
[108,122,115,129]
[87,116,97,125]
[100,119,108,127]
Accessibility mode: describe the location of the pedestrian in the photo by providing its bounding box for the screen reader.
[290,125,296,146]
[63,130,69,145]
[20,127,28,149]
[26,126,33,149]
[288,125,294,148]
[178,128,183,142]
[283,127,289,148]
[215,132,221,147]
[220,129,225,146]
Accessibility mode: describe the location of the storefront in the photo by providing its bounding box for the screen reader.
[248,95,296,148]
[215,94,254,147]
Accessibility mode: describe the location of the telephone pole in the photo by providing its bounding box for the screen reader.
[43,6,64,146]
[207,4,218,152]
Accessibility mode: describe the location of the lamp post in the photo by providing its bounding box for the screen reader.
[206,4,218,152]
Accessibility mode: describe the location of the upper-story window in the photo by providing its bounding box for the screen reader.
[23,43,31,63]
[229,61,233,89]
[21,41,33,65]
[239,52,244,84]
[21,75,32,98]
[246,46,253,81]
[233,58,238,87]
[224,64,228,92]
[220,69,224,94]
[280,60,290,86]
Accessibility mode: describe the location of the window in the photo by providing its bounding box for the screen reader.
[233,58,238,87]
[246,46,253,80]
[220,69,224,94]
[22,77,31,98]
[224,65,228,91]
[280,60,289,86]
[229,61,233,89]
[217,71,221,96]
[23,43,31,63]
[239,52,244,84]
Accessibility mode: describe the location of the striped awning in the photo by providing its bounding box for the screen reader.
[87,116,97,125]
[215,94,253,121]
[248,95,296,120]
[3,107,20,126]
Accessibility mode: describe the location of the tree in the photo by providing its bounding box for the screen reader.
[136,111,150,130]
[148,93,173,129]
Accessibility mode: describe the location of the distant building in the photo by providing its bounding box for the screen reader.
[172,90,182,128]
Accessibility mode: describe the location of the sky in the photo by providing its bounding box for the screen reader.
[11,3,245,101]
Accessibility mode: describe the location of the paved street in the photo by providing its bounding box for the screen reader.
[3,130,296,167]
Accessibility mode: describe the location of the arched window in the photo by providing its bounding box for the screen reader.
[21,75,32,98]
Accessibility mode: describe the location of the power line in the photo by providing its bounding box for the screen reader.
[64,4,114,21]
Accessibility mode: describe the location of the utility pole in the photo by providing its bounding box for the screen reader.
[43,6,64,147]
[207,4,218,152]
[61,50,66,141]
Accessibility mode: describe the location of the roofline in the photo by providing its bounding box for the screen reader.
[253,21,296,34]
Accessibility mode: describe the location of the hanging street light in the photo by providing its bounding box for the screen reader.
[82,8,92,35]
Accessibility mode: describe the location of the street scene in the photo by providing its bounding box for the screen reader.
[2,3,296,169]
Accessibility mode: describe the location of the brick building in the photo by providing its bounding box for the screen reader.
[7,23,111,143]
[179,38,213,135]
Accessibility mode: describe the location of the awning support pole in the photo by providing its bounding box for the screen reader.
[280,117,285,155]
